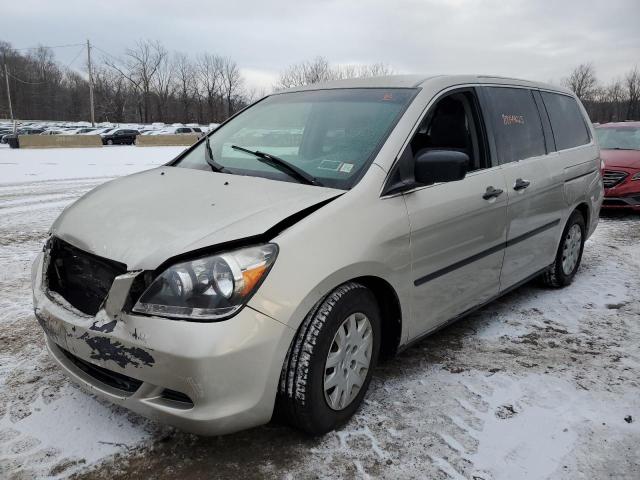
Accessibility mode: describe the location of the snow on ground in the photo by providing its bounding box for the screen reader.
[0,145,183,184]
[0,145,639,479]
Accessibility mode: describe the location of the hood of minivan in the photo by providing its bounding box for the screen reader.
[51,167,342,269]
[601,149,640,169]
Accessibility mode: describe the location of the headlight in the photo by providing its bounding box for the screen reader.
[632,172,640,181]
[132,244,278,321]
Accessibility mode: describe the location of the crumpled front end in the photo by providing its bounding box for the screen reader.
[31,247,295,436]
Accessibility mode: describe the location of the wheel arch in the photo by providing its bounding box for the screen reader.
[351,275,403,358]
[280,274,404,361]
[574,202,590,226]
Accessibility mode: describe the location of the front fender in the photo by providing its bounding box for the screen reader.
[247,173,412,342]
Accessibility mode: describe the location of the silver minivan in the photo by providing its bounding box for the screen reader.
[32,75,603,435]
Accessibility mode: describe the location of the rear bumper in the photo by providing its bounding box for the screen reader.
[32,252,295,436]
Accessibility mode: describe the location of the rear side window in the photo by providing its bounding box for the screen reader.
[484,87,546,164]
[540,92,591,150]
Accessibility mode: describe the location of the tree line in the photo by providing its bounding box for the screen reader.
[0,40,247,124]
[0,40,393,125]
[0,38,638,125]
[562,63,640,123]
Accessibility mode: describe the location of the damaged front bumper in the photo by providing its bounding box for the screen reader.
[31,252,295,436]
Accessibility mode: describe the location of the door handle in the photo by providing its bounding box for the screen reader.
[514,178,531,191]
[483,186,504,200]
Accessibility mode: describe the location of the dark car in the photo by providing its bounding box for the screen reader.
[596,122,640,211]
[2,128,45,148]
[102,128,140,145]
[0,129,13,141]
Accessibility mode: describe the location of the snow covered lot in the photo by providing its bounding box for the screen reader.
[0,145,638,479]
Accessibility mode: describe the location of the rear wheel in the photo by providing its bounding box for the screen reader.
[277,282,381,435]
[541,210,586,287]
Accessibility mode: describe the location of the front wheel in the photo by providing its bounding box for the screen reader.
[106,139,114,145]
[277,282,381,435]
[541,210,586,288]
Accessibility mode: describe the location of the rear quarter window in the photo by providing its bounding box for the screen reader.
[484,87,546,164]
[540,92,591,150]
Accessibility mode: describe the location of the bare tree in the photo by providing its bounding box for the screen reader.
[197,53,224,121]
[276,56,332,89]
[151,51,175,121]
[604,79,625,121]
[173,52,196,123]
[220,57,242,117]
[106,39,167,122]
[276,57,393,90]
[333,62,393,80]
[625,67,640,119]
[93,66,129,122]
[563,63,598,101]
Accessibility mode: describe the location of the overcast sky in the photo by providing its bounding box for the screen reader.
[4,0,639,92]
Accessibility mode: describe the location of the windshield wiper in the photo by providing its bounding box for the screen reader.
[204,135,231,173]
[231,144,323,186]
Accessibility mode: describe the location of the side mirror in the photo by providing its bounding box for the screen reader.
[414,149,469,185]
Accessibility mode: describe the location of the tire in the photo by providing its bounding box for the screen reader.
[277,282,381,435]
[541,210,586,288]
[106,139,114,145]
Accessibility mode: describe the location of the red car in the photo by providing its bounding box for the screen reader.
[596,122,640,211]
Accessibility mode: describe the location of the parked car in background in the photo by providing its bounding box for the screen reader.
[73,127,97,134]
[2,128,45,147]
[101,128,140,145]
[0,128,13,140]
[33,75,602,436]
[596,122,640,211]
[151,126,203,137]
[84,127,113,136]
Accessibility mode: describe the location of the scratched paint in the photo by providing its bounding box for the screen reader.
[89,319,117,333]
[79,333,155,368]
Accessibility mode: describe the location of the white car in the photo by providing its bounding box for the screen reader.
[151,126,203,137]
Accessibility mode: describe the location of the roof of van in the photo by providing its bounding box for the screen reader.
[279,74,573,96]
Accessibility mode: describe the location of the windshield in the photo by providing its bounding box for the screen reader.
[596,126,640,150]
[173,88,417,189]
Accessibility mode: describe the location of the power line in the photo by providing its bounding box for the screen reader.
[13,43,85,51]
[92,45,123,65]
[4,45,87,86]
[6,72,47,85]
[65,45,86,70]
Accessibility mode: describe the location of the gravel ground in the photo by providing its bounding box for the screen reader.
[0,147,638,479]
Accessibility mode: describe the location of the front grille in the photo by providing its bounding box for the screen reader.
[603,198,629,206]
[60,347,142,393]
[46,237,126,315]
[603,170,628,188]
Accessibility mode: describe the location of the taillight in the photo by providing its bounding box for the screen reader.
[599,157,605,176]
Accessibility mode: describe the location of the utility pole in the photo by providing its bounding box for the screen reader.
[3,62,15,132]
[86,39,95,126]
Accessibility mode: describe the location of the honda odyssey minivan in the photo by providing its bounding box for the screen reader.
[33,75,603,435]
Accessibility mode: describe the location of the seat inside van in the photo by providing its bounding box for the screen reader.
[410,93,484,171]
